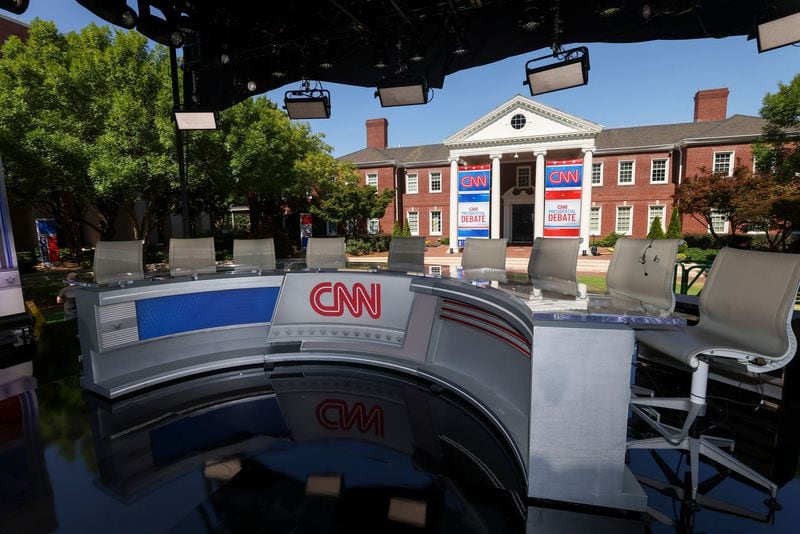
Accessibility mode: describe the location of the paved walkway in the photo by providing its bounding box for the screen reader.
[354,245,613,273]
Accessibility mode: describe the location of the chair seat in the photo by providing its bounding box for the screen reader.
[637,327,779,370]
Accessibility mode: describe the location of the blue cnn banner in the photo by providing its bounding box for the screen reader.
[457,164,491,247]
[544,159,583,237]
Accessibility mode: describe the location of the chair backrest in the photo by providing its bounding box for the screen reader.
[169,237,217,276]
[527,237,580,282]
[306,237,346,269]
[93,240,144,285]
[606,237,680,311]
[388,236,425,273]
[698,247,800,372]
[233,238,276,271]
[461,238,507,270]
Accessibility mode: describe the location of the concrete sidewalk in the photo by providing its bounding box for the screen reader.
[353,244,613,274]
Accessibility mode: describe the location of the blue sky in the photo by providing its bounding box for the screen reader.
[13,1,800,157]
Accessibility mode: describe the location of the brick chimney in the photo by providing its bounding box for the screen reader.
[693,88,729,122]
[366,118,388,149]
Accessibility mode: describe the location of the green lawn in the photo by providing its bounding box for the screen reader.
[578,274,705,296]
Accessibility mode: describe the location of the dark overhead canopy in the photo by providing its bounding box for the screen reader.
[76,1,800,111]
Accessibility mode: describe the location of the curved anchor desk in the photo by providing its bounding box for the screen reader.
[75,268,682,512]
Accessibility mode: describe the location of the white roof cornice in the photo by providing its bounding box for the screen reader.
[444,95,602,146]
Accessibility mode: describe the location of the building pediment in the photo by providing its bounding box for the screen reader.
[444,95,602,148]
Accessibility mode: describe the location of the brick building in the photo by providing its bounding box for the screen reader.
[341,88,764,254]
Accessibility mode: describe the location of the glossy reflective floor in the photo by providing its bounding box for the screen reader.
[1,341,799,533]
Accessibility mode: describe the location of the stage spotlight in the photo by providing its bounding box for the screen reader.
[375,76,430,107]
[284,81,331,119]
[523,46,590,96]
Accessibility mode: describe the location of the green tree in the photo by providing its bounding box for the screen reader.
[311,163,394,239]
[224,97,330,237]
[753,73,800,182]
[665,208,682,239]
[0,20,175,245]
[646,216,665,239]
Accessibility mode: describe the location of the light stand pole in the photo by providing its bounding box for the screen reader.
[169,46,191,238]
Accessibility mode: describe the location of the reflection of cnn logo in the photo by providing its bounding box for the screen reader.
[309,282,381,318]
[316,398,384,437]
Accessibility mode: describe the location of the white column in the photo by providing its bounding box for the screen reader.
[580,149,594,255]
[490,153,502,239]
[534,151,546,239]
[449,157,459,252]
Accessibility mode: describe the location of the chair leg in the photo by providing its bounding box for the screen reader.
[701,434,735,452]
[628,435,779,502]
[697,438,778,499]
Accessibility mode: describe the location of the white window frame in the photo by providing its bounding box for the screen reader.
[407,210,419,236]
[650,159,668,184]
[648,205,666,231]
[618,160,635,185]
[709,209,729,234]
[713,151,734,176]
[429,210,442,236]
[615,205,633,235]
[589,206,601,235]
[365,173,378,188]
[367,218,380,235]
[428,265,442,277]
[406,173,419,194]
[516,166,531,188]
[591,162,603,186]
[429,171,442,193]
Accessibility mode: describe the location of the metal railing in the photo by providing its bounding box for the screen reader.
[673,261,711,295]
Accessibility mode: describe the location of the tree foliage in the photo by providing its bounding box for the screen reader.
[753,73,800,182]
[665,208,682,239]
[673,165,756,245]
[0,20,337,250]
[646,216,665,239]
[0,21,175,245]
[310,162,394,239]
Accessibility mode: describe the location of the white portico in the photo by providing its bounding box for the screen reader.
[444,95,602,254]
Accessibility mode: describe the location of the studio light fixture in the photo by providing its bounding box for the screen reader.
[136,0,184,48]
[523,46,590,96]
[375,76,430,107]
[174,109,219,130]
[0,0,29,15]
[284,80,331,119]
[756,9,800,53]
[76,0,135,28]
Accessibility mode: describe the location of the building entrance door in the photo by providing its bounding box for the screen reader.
[511,204,534,243]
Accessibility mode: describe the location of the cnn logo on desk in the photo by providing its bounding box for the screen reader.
[309,282,381,319]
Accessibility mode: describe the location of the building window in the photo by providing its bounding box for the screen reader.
[511,113,526,130]
[710,209,728,234]
[407,211,419,236]
[517,166,531,187]
[367,218,380,235]
[650,159,668,183]
[713,151,734,176]
[618,160,634,185]
[325,221,337,236]
[590,206,601,235]
[648,205,666,231]
[366,173,378,188]
[616,206,632,234]
[429,265,442,277]
[429,172,442,193]
[591,162,603,186]
[406,173,419,194]
[430,210,442,235]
